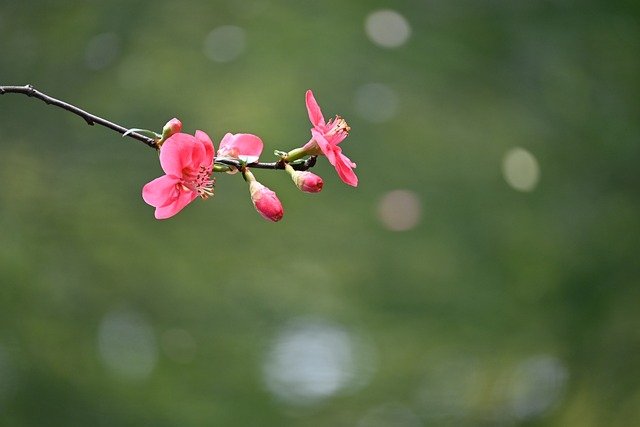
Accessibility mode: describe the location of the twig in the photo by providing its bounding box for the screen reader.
[215,156,316,171]
[1,84,158,149]
[1,84,316,171]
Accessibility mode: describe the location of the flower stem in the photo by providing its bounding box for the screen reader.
[285,146,309,162]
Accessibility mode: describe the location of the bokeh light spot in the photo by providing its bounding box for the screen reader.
[377,190,422,231]
[98,308,158,380]
[499,355,569,421]
[354,83,399,123]
[263,318,373,406]
[502,147,540,192]
[365,9,411,48]
[203,25,246,63]
[85,32,120,70]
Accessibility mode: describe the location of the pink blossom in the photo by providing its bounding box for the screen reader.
[217,132,264,163]
[249,180,284,222]
[302,90,358,187]
[142,130,215,219]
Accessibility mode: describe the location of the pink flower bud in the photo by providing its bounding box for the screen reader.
[249,181,284,222]
[162,118,182,139]
[292,171,324,193]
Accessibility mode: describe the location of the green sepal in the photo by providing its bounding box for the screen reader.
[123,128,162,139]
[213,164,232,173]
[289,158,308,166]
[284,146,312,162]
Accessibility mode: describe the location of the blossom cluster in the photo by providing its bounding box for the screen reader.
[142,90,357,221]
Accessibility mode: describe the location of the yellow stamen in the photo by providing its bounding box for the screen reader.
[328,116,350,136]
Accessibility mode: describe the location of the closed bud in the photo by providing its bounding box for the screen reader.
[245,170,284,222]
[161,118,182,141]
[286,164,323,193]
[250,181,284,222]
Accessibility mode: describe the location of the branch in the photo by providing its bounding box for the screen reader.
[1,84,159,149]
[216,156,317,171]
[0,84,316,171]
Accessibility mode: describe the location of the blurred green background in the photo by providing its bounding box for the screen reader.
[1,0,639,426]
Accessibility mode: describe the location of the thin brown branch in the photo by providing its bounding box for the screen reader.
[1,84,159,149]
[0,84,317,171]
[216,155,317,171]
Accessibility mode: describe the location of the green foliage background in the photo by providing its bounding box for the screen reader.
[1,0,639,425]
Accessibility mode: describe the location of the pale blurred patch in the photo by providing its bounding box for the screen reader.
[415,352,568,422]
[85,32,120,71]
[263,318,376,406]
[377,190,422,231]
[98,308,158,380]
[203,25,246,63]
[494,354,569,421]
[354,83,399,123]
[502,147,540,192]
[365,9,411,49]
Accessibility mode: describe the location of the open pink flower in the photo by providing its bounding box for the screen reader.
[302,90,358,187]
[217,133,264,163]
[142,131,215,219]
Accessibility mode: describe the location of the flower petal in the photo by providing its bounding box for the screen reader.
[310,129,336,164]
[194,130,215,164]
[217,133,235,155]
[154,189,198,219]
[219,133,264,163]
[187,133,207,170]
[142,175,180,208]
[160,133,195,175]
[334,152,358,187]
[306,90,325,128]
[301,137,322,156]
